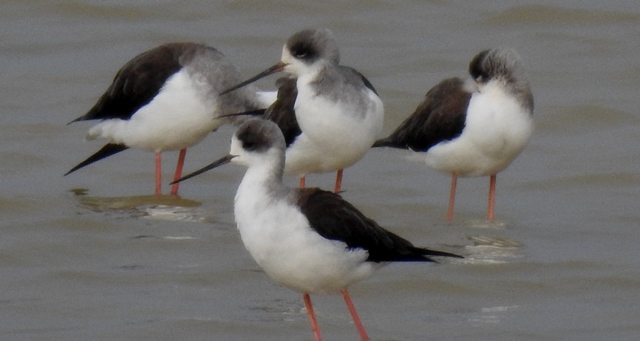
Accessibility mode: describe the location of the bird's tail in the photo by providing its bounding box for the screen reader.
[418,247,463,261]
[372,137,395,148]
[65,143,129,176]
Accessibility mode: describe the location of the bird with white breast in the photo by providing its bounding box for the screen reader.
[221,28,384,193]
[65,42,274,196]
[172,118,461,341]
[374,48,534,222]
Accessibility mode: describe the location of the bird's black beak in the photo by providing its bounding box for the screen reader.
[170,154,237,185]
[220,61,287,95]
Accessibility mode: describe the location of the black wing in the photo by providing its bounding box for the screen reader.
[263,77,301,147]
[373,77,470,151]
[297,188,462,263]
[353,67,379,97]
[69,43,193,123]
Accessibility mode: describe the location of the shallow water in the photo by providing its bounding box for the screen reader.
[2,1,640,340]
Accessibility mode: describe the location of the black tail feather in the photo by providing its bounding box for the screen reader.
[65,143,129,176]
[419,247,464,261]
[372,136,410,149]
[67,115,86,126]
[391,246,463,263]
[372,138,393,148]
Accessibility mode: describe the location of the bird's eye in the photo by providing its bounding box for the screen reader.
[238,128,258,151]
[294,49,307,58]
[475,71,490,83]
[291,43,310,59]
[243,140,257,151]
[238,128,269,152]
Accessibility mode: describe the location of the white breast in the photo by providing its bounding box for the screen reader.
[283,77,384,176]
[87,69,220,152]
[233,168,378,293]
[425,81,533,177]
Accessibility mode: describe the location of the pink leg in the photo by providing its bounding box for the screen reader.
[334,169,343,193]
[155,151,162,196]
[341,289,369,341]
[446,174,458,222]
[299,176,306,189]
[170,149,187,196]
[487,174,496,221]
[303,293,322,341]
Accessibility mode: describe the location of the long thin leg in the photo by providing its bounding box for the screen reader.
[334,169,343,193]
[446,174,458,222]
[487,174,496,221]
[170,149,187,196]
[303,293,322,341]
[299,176,306,189]
[155,151,162,196]
[341,289,369,341]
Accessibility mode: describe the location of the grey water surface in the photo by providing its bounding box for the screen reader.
[2,1,640,340]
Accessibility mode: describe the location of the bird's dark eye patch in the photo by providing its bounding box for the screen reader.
[290,42,314,60]
[237,123,271,152]
[469,49,491,82]
[242,138,259,151]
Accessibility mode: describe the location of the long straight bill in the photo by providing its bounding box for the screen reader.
[220,62,286,95]
[169,154,237,185]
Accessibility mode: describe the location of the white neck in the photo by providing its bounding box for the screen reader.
[234,152,288,223]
